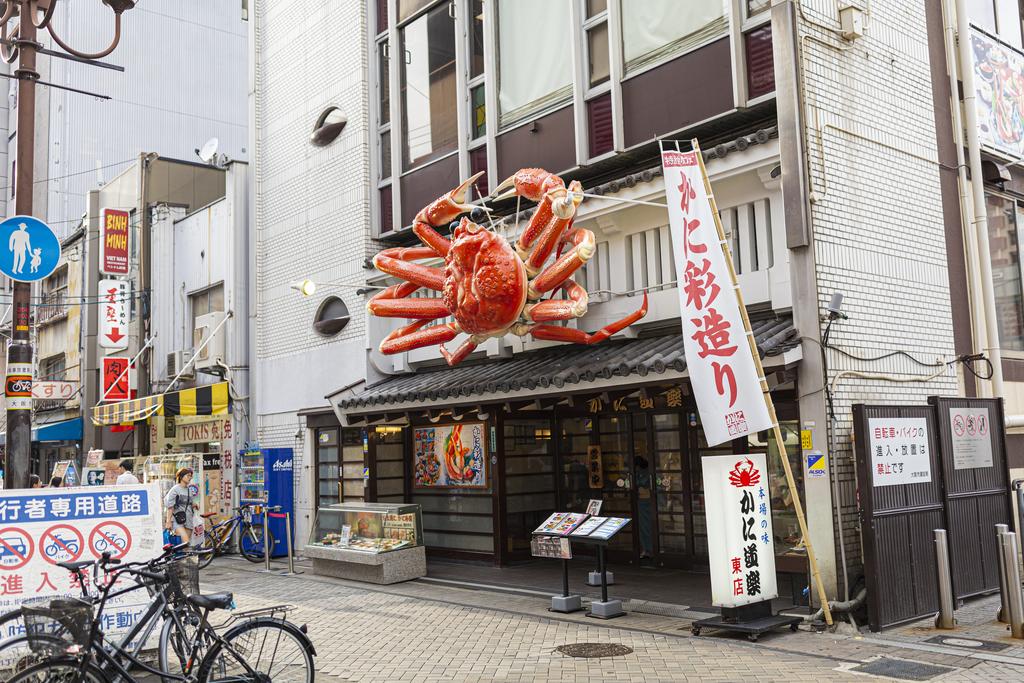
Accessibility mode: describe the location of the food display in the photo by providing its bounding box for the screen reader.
[309,503,423,555]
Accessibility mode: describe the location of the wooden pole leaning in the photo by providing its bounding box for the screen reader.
[692,139,834,626]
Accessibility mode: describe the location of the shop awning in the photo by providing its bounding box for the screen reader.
[0,417,84,446]
[91,382,231,426]
[335,315,800,421]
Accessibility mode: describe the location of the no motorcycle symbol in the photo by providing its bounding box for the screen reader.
[41,524,84,565]
[89,520,132,559]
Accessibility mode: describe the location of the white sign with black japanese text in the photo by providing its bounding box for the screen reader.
[868,417,931,486]
[663,150,772,447]
[98,279,129,350]
[949,407,993,470]
[702,453,777,608]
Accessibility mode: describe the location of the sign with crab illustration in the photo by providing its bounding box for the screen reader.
[413,422,488,489]
[702,453,777,609]
[367,169,648,366]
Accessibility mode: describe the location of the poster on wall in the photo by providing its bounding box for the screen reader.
[413,422,488,488]
[702,453,778,608]
[949,406,993,470]
[971,28,1024,160]
[868,417,931,486]
[662,149,772,446]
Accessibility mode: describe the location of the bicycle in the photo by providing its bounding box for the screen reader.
[0,544,200,679]
[197,505,274,569]
[8,549,316,682]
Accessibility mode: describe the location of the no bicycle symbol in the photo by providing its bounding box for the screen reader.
[0,527,34,570]
[41,524,85,565]
[89,520,132,559]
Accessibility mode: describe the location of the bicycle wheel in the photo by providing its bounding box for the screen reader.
[159,610,217,682]
[0,634,64,678]
[239,524,274,563]
[197,619,314,683]
[0,606,22,640]
[197,531,220,570]
[6,655,109,682]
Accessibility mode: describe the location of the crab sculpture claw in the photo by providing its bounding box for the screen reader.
[412,171,489,256]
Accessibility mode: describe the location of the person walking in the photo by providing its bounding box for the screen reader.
[164,468,199,545]
[9,223,31,274]
[116,459,140,485]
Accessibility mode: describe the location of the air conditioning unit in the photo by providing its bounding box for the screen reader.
[167,349,194,380]
[193,311,227,371]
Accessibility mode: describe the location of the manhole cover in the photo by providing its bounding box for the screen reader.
[924,635,1011,652]
[556,643,633,658]
[850,658,956,681]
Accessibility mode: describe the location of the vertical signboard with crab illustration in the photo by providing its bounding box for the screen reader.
[702,453,777,608]
[413,422,488,488]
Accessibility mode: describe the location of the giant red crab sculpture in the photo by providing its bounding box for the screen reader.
[368,169,648,366]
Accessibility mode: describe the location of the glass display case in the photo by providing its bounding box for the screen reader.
[309,502,422,554]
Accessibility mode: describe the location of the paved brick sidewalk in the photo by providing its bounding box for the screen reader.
[196,559,1024,682]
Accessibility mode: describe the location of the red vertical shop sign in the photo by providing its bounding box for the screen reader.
[100,208,130,276]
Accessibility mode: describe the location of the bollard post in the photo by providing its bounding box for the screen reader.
[997,523,1010,623]
[1001,531,1024,639]
[263,506,271,571]
[934,529,955,629]
[1015,481,1024,543]
[285,511,296,575]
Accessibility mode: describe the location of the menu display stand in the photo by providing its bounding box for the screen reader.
[532,513,631,619]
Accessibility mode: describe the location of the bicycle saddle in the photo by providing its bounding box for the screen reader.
[186,592,234,610]
[200,512,217,519]
[57,560,95,572]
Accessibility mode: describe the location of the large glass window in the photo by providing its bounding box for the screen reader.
[401,4,458,168]
[620,0,727,74]
[496,0,572,126]
[987,194,1024,350]
[504,419,556,556]
[969,0,1024,47]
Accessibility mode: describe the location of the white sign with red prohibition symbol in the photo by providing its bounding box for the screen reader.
[663,150,772,447]
[702,453,778,608]
[41,524,84,565]
[90,520,132,559]
[949,406,993,471]
[0,528,34,570]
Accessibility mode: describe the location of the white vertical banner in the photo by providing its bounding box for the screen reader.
[702,453,778,608]
[663,149,772,446]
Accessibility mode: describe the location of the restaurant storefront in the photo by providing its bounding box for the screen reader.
[330,319,806,572]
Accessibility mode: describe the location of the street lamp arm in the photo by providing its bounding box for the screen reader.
[29,0,57,30]
[45,8,121,60]
[1,23,19,64]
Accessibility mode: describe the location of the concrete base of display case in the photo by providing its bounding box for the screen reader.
[304,544,426,584]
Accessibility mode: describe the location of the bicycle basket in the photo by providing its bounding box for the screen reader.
[21,597,93,652]
[166,555,200,599]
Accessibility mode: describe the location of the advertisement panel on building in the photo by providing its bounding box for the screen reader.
[0,484,163,648]
[662,149,772,446]
[971,28,1024,160]
[701,453,778,608]
[100,208,130,276]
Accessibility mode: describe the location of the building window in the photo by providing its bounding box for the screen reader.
[190,283,224,337]
[241,0,248,20]
[316,427,340,508]
[469,146,489,197]
[380,185,393,234]
[469,0,485,79]
[40,353,66,381]
[969,0,1024,47]
[620,0,727,75]
[587,93,613,157]
[497,0,572,126]
[400,3,458,169]
[987,193,1024,350]
[585,2,610,88]
[39,266,68,324]
[744,24,775,100]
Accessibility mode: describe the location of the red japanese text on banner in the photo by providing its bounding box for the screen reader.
[701,453,778,608]
[662,150,772,446]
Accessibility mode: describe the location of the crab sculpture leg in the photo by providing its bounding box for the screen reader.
[366,173,485,353]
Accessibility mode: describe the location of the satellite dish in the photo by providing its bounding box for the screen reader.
[197,137,220,164]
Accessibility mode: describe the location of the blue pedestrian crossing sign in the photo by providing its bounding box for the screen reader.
[0,215,61,283]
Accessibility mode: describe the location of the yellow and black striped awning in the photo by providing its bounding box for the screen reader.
[91,382,231,426]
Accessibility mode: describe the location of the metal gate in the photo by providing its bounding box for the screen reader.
[853,404,944,631]
[928,397,1011,600]
[854,399,1014,631]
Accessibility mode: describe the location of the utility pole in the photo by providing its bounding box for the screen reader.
[2,0,135,489]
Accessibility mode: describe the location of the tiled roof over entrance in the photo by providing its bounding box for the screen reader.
[338,316,797,413]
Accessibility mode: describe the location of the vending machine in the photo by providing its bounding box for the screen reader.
[237,446,293,558]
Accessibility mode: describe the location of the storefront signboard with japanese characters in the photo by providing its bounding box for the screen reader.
[949,406,993,470]
[0,484,163,647]
[100,208,130,276]
[868,417,931,486]
[663,150,772,447]
[98,278,130,350]
[702,453,777,608]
